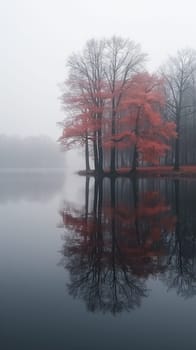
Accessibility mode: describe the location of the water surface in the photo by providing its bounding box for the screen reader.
[1,172,196,349]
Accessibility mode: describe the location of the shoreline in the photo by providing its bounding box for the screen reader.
[78,166,196,179]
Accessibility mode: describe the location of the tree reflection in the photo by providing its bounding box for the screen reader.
[161,180,196,298]
[59,177,176,314]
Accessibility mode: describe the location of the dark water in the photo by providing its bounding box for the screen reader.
[1,171,196,350]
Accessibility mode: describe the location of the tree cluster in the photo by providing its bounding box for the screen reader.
[59,37,196,173]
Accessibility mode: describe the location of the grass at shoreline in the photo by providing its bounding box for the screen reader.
[78,166,196,178]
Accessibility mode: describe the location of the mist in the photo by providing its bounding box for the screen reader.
[0,135,65,169]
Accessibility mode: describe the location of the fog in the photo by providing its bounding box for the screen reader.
[0,171,66,203]
[0,0,195,141]
[0,135,65,168]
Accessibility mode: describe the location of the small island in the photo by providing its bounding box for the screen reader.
[58,37,196,179]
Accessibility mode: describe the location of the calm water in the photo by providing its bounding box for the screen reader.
[1,171,196,350]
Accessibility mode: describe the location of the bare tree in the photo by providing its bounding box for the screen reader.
[60,37,146,174]
[61,39,106,173]
[161,49,196,170]
[104,37,146,172]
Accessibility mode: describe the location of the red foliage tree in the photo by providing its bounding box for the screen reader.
[59,38,176,174]
[59,37,146,174]
[103,73,176,171]
[59,80,106,171]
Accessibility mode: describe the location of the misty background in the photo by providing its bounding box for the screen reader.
[0,135,65,168]
[0,0,196,169]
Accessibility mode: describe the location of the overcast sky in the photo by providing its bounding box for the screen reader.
[0,0,195,139]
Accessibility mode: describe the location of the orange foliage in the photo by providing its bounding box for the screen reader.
[103,73,176,164]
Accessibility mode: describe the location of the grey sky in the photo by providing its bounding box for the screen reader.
[0,0,195,139]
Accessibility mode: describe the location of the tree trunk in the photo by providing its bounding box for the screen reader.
[111,98,116,173]
[98,127,103,174]
[93,131,99,172]
[85,134,90,172]
[174,117,180,171]
[131,106,141,172]
[132,144,139,172]
[132,177,140,245]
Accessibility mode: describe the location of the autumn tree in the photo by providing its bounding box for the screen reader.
[60,39,106,173]
[161,49,196,170]
[104,73,176,171]
[58,97,99,172]
[59,36,146,174]
[59,38,178,174]
[103,37,146,172]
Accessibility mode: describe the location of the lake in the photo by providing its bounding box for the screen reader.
[1,171,196,350]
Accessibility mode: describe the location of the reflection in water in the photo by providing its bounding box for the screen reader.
[59,177,196,314]
[161,180,196,298]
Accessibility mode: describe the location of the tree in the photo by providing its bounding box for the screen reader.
[60,39,106,173]
[58,102,99,172]
[59,39,177,174]
[161,49,196,170]
[59,36,146,174]
[104,73,176,171]
[103,37,146,172]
